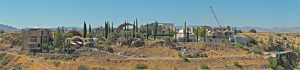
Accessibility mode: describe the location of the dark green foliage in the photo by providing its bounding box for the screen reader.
[89,24,91,33]
[135,63,147,69]
[78,64,89,70]
[83,21,87,38]
[135,19,138,32]
[268,58,277,69]
[201,64,209,69]
[107,47,114,53]
[234,61,242,68]
[168,28,171,42]
[249,29,256,33]
[282,37,287,40]
[154,21,158,40]
[111,22,114,32]
[14,63,22,70]
[146,23,149,39]
[104,21,109,39]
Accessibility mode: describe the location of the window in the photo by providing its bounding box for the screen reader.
[30,36,38,42]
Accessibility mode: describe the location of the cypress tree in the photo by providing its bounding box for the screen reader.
[111,22,114,32]
[168,28,171,42]
[89,24,92,33]
[135,18,138,32]
[124,21,127,38]
[196,28,199,42]
[154,21,158,40]
[174,27,177,42]
[105,21,108,39]
[133,20,135,38]
[186,28,189,42]
[83,21,87,38]
[146,23,149,39]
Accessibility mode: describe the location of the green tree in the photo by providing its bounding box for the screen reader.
[83,21,87,38]
[146,23,149,39]
[53,27,64,48]
[154,21,158,40]
[193,28,206,37]
[104,21,109,39]
[249,29,256,33]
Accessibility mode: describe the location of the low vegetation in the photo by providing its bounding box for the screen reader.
[78,64,89,70]
[13,63,22,70]
[0,53,8,66]
[200,64,209,69]
[135,63,147,69]
[52,60,61,67]
[234,61,242,68]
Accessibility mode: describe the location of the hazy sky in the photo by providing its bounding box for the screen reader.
[0,0,299,28]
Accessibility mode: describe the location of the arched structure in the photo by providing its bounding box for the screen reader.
[115,23,135,37]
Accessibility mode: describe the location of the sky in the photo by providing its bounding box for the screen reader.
[0,0,299,28]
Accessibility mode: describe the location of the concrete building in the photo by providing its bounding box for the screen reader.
[140,22,175,35]
[205,27,235,46]
[175,29,197,42]
[22,28,51,52]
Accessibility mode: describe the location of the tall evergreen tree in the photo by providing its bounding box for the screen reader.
[135,18,138,32]
[124,21,127,38]
[154,21,158,40]
[105,21,108,39]
[133,20,135,38]
[168,28,171,42]
[146,23,149,39]
[196,29,199,42]
[186,28,189,42]
[89,24,92,33]
[111,22,114,32]
[83,21,87,38]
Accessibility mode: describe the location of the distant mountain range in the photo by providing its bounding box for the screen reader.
[0,24,18,32]
[237,27,300,33]
[176,26,300,33]
[0,24,299,33]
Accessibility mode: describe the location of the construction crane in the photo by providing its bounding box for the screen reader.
[209,5,224,28]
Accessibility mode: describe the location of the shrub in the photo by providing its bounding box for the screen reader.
[13,63,22,70]
[92,66,106,70]
[235,44,246,50]
[249,29,256,33]
[200,64,209,69]
[267,58,277,69]
[234,61,242,68]
[0,58,9,65]
[276,66,285,70]
[135,63,147,69]
[107,47,114,53]
[182,56,189,62]
[250,45,263,54]
[52,60,61,67]
[78,64,89,70]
